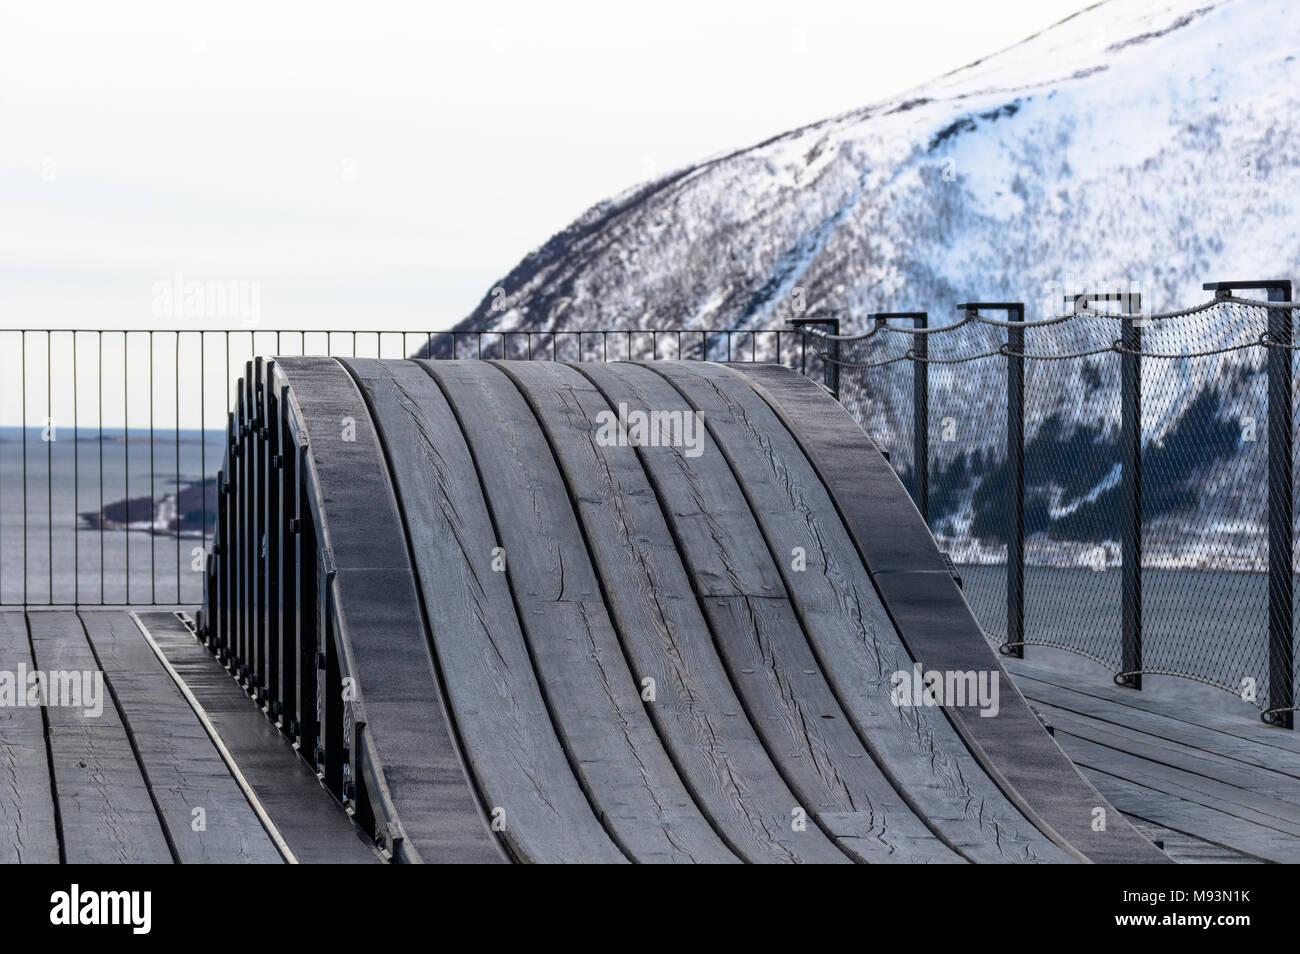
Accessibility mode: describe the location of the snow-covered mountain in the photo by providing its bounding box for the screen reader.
[433,0,1300,569]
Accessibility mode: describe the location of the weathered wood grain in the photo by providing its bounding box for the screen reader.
[499,359,850,863]
[138,611,380,863]
[81,611,283,863]
[728,361,1170,864]
[421,359,738,863]
[0,612,60,863]
[651,360,1072,863]
[344,358,626,864]
[578,361,961,863]
[27,610,173,864]
[273,357,505,864]
[1083,770,1300,863]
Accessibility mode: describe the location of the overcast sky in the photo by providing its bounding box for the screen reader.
[1,0,1094,336]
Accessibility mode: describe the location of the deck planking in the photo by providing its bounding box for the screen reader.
[578,361,962,863]
[421,360,738,864]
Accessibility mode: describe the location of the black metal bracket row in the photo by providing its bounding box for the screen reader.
[198,358,382,844]
[889,283,1293,726]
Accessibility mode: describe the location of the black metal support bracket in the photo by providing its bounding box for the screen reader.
[1206,281,1294,727]
[1073,293,1144,690]
[870,312,929,522]
[957,302,1025,658]
[789,317,841,401]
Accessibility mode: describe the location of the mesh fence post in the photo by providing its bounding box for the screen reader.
[960,302,1025,657]
[1206,280,1295,727]
[789,317,841,401]
[914,313,929,524]
[868,311,930,520]
[1007,319,1024,659]
[1071,292,1144,688]
[1121,303,1144,690]
[1268,289,1295,727]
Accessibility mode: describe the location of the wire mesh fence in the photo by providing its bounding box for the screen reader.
[0,327,812,608]
[823,290,1300,721]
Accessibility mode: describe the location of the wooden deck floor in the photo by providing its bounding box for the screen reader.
[0,609,377,864]
[1004,649,1300,863]
[4,607,1299,863]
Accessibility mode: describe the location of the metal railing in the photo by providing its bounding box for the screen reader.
[0,327,821,608]
[815,281,1299,724]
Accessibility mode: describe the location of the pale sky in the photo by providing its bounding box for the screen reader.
[1,0,1095,335]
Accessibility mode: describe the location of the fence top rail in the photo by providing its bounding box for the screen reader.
[800,294,1300,343]
[0,326,799,336]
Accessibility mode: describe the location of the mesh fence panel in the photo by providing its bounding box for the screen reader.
[1140,302,1270,703]
[1021,315,1124,669]
[833,333,915,493]
[824,297,1298,714]
[834,320,1010,648]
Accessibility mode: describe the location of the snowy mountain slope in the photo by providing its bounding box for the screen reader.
[434,0,1300,568]
[447,0,1299,338]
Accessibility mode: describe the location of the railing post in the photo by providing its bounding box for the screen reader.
[1075,293,1144,689]
[1205,280,1294,726]
[869,312,929,520]
[958,302,1025,658]
[914,313,929,524]
[789,317,841,401]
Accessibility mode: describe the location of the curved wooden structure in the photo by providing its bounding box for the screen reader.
[200,358,1168,863]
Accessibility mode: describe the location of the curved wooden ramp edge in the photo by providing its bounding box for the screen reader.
[198,357,1170,864]
[724,361,1171,865]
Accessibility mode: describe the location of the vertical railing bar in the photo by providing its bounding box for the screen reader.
[1006,314,1025,658]
[1202,280,1294,724]
[176,331,182,604]
[19,330,24,603]
[98,332,104,604]
[1267,288,1295,727]
[124,332,129,604]
[201,331,206,564]
[47,331,53,604]
[150,330,156,604]
[913,314,929,524]
[1120,305,1143,689]
[73,332,79,605]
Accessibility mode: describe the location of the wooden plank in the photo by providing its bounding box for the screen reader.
[652,361,1073,863]
[80,611,283,863]
[343,358,626,864]
[726,360,1170,864]
[138,611,380,863]
[422,360,738,864]
[1128,821,1260,864]
[274,357,504,864]
[499,359,850,864]
[1056,732,1300,837]
[0,612,59,863]
[1014,671,1300,784]
[26,610,173,864]
[1082,770,1300,864]
[578,361,961,864]
[1008,653,1300,757]
[1032,701,1300,815]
